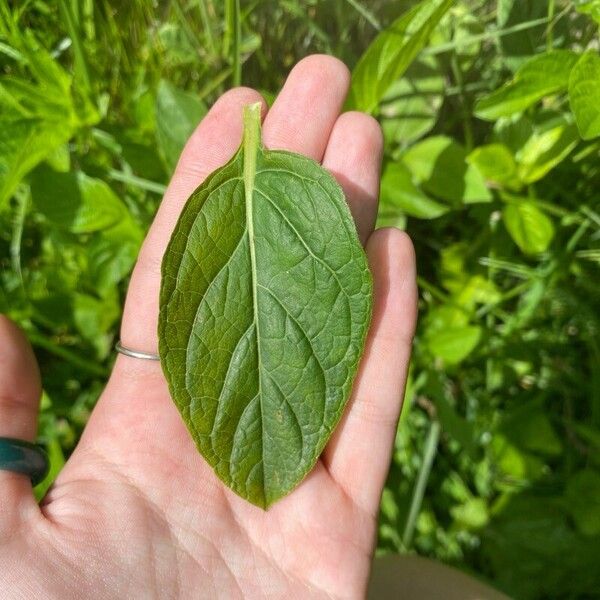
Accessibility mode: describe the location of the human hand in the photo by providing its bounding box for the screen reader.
[0,55,417,599]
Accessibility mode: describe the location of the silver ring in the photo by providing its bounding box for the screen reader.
[115,341,160,361]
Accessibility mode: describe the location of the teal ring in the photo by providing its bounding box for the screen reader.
[0,437,49,486]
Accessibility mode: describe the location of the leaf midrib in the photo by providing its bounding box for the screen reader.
[242,103,268,505]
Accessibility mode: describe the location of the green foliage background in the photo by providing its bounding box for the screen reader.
[1,1,600,597]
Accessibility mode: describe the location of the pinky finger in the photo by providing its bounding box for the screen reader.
[322,229,417,515]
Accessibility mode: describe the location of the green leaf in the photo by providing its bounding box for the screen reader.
[346,0,454,114]
[502,200,554,254]
[574,0,600,23]
[30,166,128,233]
[0,119,73,210]
[88,220,143,297]
[158,104,372,508]
[155,80,207,172]
[427,325,482,364]
[516,119,578,183]
[564,470,600,536]
[380,161,449,219]
[380,57,444,146]
[467,143,521,190]
[496,0,551,71]
[502,401,563,456]
[475,50,578,120]
[569,51,600,141]
[402,136,492,204]
[73,291,120,359]
[451,498,489,529]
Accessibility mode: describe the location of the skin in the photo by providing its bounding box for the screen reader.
[0,55,417,599]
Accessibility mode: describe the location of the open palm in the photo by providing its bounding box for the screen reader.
[0,56,417,599]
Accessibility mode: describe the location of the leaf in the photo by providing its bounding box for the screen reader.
[474,50,578,120]
[30,166,128,233]
[380,161,449,219]
[155,80,207,172]
[158,104,372,508]
[451,498,489,529]
[565,470,600,536]
[502,200,554,254]
[345,0,454,114]
[496,0,550,71]
[467,143,521,190]
[569,51,600,140]
[73,291,120,359]
[516,118,578,183]
[88,220,143,297]
[426,325,482,364]
[501,401,563,456]
[0,118,73,210]
[574,0,600,23]
[402,136,492,204]
[380,57,444,146]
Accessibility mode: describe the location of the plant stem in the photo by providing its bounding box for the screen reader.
[196,0,217,58]
[107,169,167,195]
[451,52,474,151]
[27,331,109,378]
[547,0,555,51]
[422,17,549,56]
[57,0,91,91]
[224,0,241,86]
[344,0,381,30]
[402,420,441,549]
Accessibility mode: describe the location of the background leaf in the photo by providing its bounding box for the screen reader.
[380,161,449,219]
[155,79,207,172]
[30,166,128,233]
[569,51,600,140]
[474,51,578,120]
[402,136,492,204]
[346,0,454,114]
[502,200,555,254]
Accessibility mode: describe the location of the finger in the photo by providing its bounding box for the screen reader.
[322,229,418,515]
[322,111,383,245]
[119,87,267,355]
[262,54,350,161]
[0,316,43,531]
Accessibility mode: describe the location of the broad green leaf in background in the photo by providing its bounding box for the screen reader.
[402,136,492,204]
[427,325,482,364]
[474,51,578,121]
[346,0,454,114]
[569,51,600,140]
[501,402,563,456]
[73,291,121,359]
[482,494,600,598]
[159,104,372,508]
[496,0,549,70]
[451,497,489,529]
[575,0,600,23]
[516,118,578,183]
[0,119,74,210]
[88,219,143,298]
[380,161,449,219]
[502,200,555,254]
[564,469,600,536]
[155,79,207,172]
[467,143,521,190]
[380,57,444,147]
[424,305,482,364]
[30,166,127,233]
